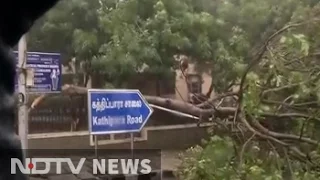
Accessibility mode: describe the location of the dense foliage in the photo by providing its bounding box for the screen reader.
[28,0,320,179]
[177,135,320,179]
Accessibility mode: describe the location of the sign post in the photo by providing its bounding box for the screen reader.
[94,135,98,159]
[87,89,153,158]
[130,133,134,159]
[18,35,28,152]
[15,49,61,171]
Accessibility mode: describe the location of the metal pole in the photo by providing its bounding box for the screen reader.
[149,104,199,119]
[130,133,134,159]
[94,135,98,158]
[18,35,28,151]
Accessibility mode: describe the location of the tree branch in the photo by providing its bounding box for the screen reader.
[197,91,238,108]
[262,113,320,122]
[262,99,320,109]
[239,22,305,104]
[205,78,214,98]
[252,117,318,145]
[261,81,308,98]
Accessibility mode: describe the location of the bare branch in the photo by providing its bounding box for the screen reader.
[262,100,319,108]
[261,82,308,97]
[239,133,256,167]
[251,118,318,145]
[205,78,214,98]
[238,22,305,103]
[197,91,238,108]
[262,113,320,122]
[238,112,308,159]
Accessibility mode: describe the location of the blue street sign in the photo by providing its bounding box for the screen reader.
[14,51,62,93]
[87,89,154,135]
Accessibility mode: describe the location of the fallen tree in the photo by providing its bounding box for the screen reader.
[28,78,320,162]
[29,84,237,118]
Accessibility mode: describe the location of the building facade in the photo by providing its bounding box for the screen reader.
[174,56,214,102]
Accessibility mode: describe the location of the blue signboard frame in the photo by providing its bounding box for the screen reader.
[14,51,62,93]
[87,89,154,135]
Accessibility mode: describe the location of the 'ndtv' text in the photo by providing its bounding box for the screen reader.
[11,158,152,175]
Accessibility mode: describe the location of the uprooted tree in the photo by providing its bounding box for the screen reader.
[27,0,320,179]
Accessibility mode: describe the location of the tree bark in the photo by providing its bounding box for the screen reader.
[206,78,214,98]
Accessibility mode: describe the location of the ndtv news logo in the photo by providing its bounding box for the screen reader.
[11,158,152,175]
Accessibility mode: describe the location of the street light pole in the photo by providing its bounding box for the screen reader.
[18,34,28,150]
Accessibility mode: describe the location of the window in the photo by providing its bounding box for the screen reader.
[189,81,201,94]
[187,75,202,94]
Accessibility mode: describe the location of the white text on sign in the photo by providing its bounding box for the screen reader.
[92,115,143,126]
[91,98,143,112]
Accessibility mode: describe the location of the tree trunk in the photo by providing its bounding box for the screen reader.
[206,78,214,98]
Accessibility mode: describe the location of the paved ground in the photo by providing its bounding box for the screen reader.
[28,150,181,180]
[161,151,181,171]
